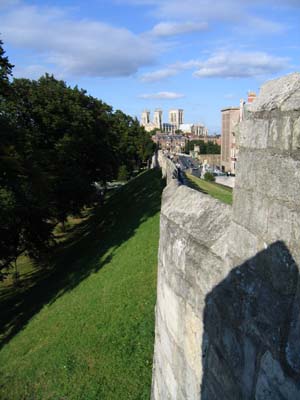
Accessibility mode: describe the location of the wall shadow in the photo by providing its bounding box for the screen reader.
[0,168,165,349]
[201,241,299,399]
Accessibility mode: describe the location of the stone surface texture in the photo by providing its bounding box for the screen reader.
[151,73,300,399]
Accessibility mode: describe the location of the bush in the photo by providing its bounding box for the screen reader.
[117,165,129,182]
[204,171,215,182]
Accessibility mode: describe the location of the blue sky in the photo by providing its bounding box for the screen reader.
[0,0,299,132]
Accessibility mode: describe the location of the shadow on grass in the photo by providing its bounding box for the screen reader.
[0,168,165,349]
[184,173,208,195]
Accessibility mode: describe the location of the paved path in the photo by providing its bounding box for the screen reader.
[215,176,235,188]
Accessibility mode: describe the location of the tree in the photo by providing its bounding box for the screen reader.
[0,40,22,277]
[111,111,154,173]
[204,171,215,182]
[0,40,156,278]
[185,140,220,155]
[207,141,221,154]
[0,39,14,97]
[117,165,129,182]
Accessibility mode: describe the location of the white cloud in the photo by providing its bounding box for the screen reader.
[122,0,243,21]
[151,21,208,37]
[233,16,286,35]
[248,17,285,34]
[122,0,300,17]
[193,51,289,78]
[140,68,178,82]
[141,51,289,82]
[140,60,199,82]
[139,91,185,99]
[13,64,49,79]
[121,0,295,35]
[1,5,158,78]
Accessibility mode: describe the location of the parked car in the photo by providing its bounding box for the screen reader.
[213,170,226,176]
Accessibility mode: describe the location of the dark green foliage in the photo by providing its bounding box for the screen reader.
[185,139,221,154]
[204,171,216,182]
[0,39,13,97]
[0,41,155,278]
[117,165,129,181]
[148,128,160,135]
[111,110,155,173]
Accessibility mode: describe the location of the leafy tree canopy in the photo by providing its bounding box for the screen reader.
[0,41,155,278]
[185,139,220,155]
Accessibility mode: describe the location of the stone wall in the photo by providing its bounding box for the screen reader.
[195,153,221,167]
[151,73,300,399]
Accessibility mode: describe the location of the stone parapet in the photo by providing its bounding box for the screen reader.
[152,151,232,399]
[152,73,300,399]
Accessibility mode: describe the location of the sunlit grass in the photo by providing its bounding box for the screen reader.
[186,173,233,205]
[0,169,164,400]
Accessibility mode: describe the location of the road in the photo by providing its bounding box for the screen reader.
[177,155,201,177]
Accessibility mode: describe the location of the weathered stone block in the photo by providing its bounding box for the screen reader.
[233,188,268,238]
[202,345,243,400]
[234,149,257,191]
[239,118,269,149]
[253,153,300,204]
[164,360,178,399]
[249,72,300,112]
[227,222,263,262]
[267,201,294,245]
[281,89,300,112]
[155,306,176,366]
[255,351,300,399]
[241,337,257,398]
[183,303,202,380]
[291,214,300,266]
[209,270,289,354]
[292,116,300,152]
[152,358,173,400]
[161,185,231,249]
[156,279,185,348]
[286,280,300,373]
[267,116,293,152]
[248,241,298,296]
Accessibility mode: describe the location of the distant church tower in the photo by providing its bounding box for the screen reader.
[153,109,163,130]
[141,110,150,126]
[169,109,184,130]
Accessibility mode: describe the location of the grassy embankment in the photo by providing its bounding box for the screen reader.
[0,168,164,400]
[186,173,233,205]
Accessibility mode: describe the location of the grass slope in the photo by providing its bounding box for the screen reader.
[0,169,164,400]
[186,173,233,205]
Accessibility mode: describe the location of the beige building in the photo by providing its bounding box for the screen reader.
[179,123,208,136]
[196,153,221,167]
[153,109,163,130]
[151,134,187,152]
[192,123,208,136]
[141,108,184,132]
[221,92,257,174]
[221,107,240,173]
[141,109,150,126]
[141,109,162,132]
[169,109,184,130]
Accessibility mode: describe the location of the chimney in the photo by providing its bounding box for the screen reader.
[247,91,256,103]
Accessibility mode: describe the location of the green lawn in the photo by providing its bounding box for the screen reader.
[186,173,233,205]
[0,169,164,400]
